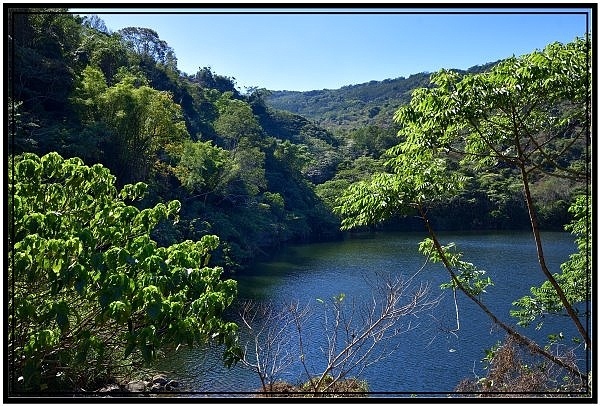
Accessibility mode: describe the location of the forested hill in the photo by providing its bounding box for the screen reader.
[8,10,343,269]
[265,62,497,130]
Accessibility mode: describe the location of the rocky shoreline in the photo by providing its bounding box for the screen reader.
[97,374,180,396]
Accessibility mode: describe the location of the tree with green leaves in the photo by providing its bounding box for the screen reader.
[228,142,267,199]
[273,139,311,175]
[9,8,84,156]
[193,66,238,94]
[73,66,189,185]
[345,125,398,158]
[335,37,590,389]
[316,156,384,213]
[8,152,240,392]
[214,94,263,150]
[511,194,591,330]
[75,26,129,84]
[174,139,233,203]
[10,8,83,113]
[118,26,178,71]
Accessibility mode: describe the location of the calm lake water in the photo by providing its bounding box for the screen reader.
[153,231,587,396]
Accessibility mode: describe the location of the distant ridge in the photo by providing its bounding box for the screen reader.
[265,61,498,130]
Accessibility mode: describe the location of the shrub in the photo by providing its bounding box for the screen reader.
[8,152,240,392]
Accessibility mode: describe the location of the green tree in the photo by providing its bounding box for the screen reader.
[71,65,108,121]
[75,27,129,83]
[346,125,398,157]
[118,26,178,71]
[512,194,591,328]
[10,8,83,111]
[214,95,263,149]
[8,152,240,392]
[73,66,189,185]
[273,139,312,175]
[8,8,83,155]
[227,142,267,201]
[391,37,590,347]
[174,139,233,202]
[193,66,237,94]
[335,38,590,384]
[316,156,383,212]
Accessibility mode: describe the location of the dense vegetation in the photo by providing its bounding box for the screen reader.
[265,62,497,130]
[9,9,342,271]
[9,9,585,265]
[7,8,342,393]
[7,8,591,396]
[9,152,239,391]
[267,63,586,233]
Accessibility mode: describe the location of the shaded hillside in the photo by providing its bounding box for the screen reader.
[8,9,342,269]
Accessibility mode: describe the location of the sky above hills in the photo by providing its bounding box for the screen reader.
[72,6,591,92]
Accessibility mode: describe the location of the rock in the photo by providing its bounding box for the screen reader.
[150,382,163,392]
[152,375,169,386]
[165,380,179,390]
[126,380,147,392]
[98,384,121,393]
[119,374,177,394]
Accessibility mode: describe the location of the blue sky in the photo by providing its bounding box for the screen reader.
[72,7,591,92]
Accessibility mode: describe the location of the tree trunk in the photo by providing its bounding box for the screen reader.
[517,161,591,349]
[417,203,587,381]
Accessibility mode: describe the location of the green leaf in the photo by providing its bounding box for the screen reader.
[107,300,130,324]
[53,301,70,332]
[52,259,63,274]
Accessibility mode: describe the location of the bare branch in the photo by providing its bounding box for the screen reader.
[239,271,441,395]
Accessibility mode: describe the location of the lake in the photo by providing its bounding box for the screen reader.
[153,231,586,396]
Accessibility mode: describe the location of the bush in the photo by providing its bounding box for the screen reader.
[8,152,240,392]
[454,336,587,397]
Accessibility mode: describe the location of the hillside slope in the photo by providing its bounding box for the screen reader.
[265,62,497,130]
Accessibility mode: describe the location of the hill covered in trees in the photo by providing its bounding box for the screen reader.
[265,62,497,130]
[9,9,587,270]
[9,9,349,269]
[265,61,586,235]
